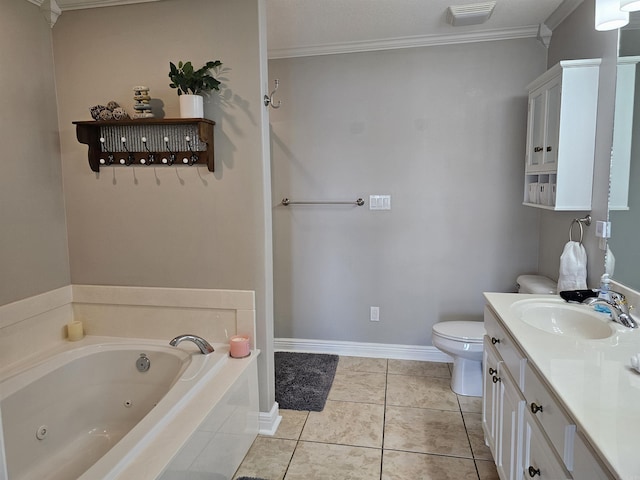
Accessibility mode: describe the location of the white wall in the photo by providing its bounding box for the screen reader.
[269,39,546,345]
[0,0,70,306]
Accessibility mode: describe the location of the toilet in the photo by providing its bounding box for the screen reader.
[432,274,557,397]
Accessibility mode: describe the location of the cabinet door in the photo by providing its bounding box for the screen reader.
[498,365,525,480]
[526,90,546,172]
[483,338,501,457]
[541,80,561,171]
[522,412,572,480]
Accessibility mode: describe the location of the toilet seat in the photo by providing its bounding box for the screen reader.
[432,321,485,343]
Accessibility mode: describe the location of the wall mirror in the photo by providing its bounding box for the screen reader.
[609,12,640,290]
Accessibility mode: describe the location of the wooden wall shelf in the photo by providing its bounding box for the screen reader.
[74,118,215,173]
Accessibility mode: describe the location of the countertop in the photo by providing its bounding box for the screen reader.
[484,293,640,479]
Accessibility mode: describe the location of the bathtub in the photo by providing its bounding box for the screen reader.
[0,336,259,480]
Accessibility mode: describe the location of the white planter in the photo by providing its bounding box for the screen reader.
[179,94,204,118]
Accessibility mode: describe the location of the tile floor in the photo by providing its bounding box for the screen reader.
[233,356,499,480]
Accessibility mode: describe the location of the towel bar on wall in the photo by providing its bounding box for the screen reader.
[281,198,365,206]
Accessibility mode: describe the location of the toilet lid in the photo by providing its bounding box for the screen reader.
[432,321,485,342]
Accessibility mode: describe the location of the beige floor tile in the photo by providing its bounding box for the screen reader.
[337,356,388,373]
[386,374,459,411]
[285,441,381,480]
[384,405,472,458]
[382,450,478,480]
[476,459,500,480]
[233,437,296,480]
[458,395,483,413]
[300,400,384,448]
[270,409,309,440]
[388,359,451,378]
[328,371,386,404]
[463,412,493,460]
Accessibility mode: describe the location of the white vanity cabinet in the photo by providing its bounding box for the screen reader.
[483,305,613,480]
[523,59,600,210]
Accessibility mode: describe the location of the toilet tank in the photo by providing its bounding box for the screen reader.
[517,275,557,294]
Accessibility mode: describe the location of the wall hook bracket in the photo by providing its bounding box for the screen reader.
[264,79,282,109]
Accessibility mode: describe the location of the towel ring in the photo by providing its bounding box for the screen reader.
[569,220,584,243]
[568,215,591,244]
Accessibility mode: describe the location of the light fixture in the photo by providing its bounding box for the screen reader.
[620,0,640,12]
[446,1,496,27]
[595,0,629,30]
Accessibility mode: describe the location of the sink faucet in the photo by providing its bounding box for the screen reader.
[169,334,215,354]
[582,292,638,329]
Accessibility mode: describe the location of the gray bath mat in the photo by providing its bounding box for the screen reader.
[275,352,339,411]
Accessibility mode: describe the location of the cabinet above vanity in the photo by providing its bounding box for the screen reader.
[523,59,600,211]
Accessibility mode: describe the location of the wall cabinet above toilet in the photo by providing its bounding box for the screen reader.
[523,59,600,211]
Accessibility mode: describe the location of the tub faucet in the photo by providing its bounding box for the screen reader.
[169,334,215,354]
[582,292,637,329]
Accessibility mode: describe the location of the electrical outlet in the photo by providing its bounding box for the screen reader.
[370,306,380,322]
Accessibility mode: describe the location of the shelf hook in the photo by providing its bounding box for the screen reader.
[184,135,198,166]
[162,136,176,166]
[99,137,114,166]
[264,79,282,109]
[119,136,135,166]
[140,136,155,166]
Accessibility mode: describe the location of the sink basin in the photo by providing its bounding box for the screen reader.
[510,299,616,340]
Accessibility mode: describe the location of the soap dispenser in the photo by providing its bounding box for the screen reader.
[594,274,612,314]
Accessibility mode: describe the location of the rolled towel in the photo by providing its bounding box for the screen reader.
[557,241,588,292]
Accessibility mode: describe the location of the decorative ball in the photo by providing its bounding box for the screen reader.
[112,107,129,120]
[98,109,113,120]
[106,100,120,111]
[90,104,107,120]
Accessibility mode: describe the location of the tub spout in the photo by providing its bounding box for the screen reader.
[169,334,215,354]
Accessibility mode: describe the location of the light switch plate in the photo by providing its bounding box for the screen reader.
[370,195,391,210]
[596,221,611,239]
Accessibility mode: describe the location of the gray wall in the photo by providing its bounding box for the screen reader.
[269,39,546,345]
[51,0,274,412]
[539,0,619,287]
[0,0,70,306]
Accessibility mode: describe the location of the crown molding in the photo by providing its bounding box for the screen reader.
[268,25,541,59]
[25,0,161,11]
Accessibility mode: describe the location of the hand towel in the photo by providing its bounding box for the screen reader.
[557,241,588,292]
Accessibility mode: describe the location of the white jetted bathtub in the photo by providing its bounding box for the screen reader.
[0,337,259,480]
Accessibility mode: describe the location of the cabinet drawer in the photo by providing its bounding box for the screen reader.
[523,411,572,480]
[524,364,576,470]
[484,306,527,388]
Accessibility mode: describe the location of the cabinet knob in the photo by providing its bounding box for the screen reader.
[534,146,543,152]
[528,466,541,477]
[489,367,497,376]
[491,337,500,345]
[530,402,544,414]
[492,375,501,384]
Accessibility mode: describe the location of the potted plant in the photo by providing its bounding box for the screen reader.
[169,60,223,118]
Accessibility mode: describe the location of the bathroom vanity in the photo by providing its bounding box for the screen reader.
[483,293,640,479]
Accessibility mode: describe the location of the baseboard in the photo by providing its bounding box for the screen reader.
[258,401,282,436]
[274,338,452,362]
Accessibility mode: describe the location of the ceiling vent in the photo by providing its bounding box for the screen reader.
[446,1,497,26]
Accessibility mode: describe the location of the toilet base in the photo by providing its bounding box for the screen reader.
[451,357,483,397]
